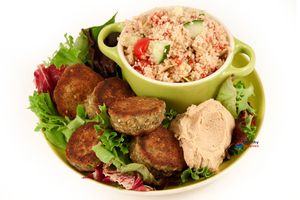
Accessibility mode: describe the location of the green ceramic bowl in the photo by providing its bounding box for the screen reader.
[45,53,265,195]
[98,7,256,113]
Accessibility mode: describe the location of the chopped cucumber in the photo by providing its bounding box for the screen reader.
[183,20,204,40]
[151,42,170,64]
[124,35,142,47]
[172,5,184,17]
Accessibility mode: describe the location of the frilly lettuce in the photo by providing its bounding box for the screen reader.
[235,81,256,116]
[43,34,83,69]
[161,109,178,128]
[217,74,257,156]
[43,13,117,70]
[93,104,131,169]
[228,118,257,156]
[216,74,237,117]
[121,163,160,186]
[216,74,256,118]
[180,167,213,184]
[28,91,100,150]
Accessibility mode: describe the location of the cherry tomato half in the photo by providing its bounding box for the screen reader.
[134,37,150,60]
[134,60,152,73]
[138,60,152,67]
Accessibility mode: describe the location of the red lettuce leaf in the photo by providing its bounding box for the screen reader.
[240,109,256,126]
[232,118,248,145]
[82,28,119,78]
[225,118,248,159]
[47,64,67,85]
[33,64,53,94]
[33,64,67,99]
[83,163,104,181]
[84,163,155,191]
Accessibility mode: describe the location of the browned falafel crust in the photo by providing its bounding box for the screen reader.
[129,125,186,178]
[84,77,135,119]
[66,122,103,172]
[54,63,104,119]
[108,96,166,136]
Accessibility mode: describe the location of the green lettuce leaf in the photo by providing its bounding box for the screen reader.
[180,167,213,184]
[28,91,100,149]
[74,34,91,66]
[121,163,159,186]
[235,81,256,115]
[95,104,111,129]
[44,34,83,69]
[216,76,257,156]
[216,75,256,118]
[93,104,131,169]
[161,109,178,128]
[92,142,128,169]
[28,91,68,149]
[61,104,96,142]
[216,74,237,118]
[29,91,60,117]
[82,12,117,42]
[44,128,67,150]
[43,13,117,69]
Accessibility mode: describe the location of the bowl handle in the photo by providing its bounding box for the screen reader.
[223,37,256,78]
[98,22,124,67]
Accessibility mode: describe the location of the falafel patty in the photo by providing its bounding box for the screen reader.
[66,122,103,172]
[108,96,166,136]
[129,125,186,178]
[54,63,104,119]
[84,77,135,119]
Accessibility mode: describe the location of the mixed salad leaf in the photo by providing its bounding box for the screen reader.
[102,163,155,191]
[216,74,256,118]
[216,74,257,156]
[180,167,214,184]
[43,13,118,77]
[29,13,120,150]
[43,34,83,69]
[216,74,237,117]
[81,13,119,78]
[121,163,160,186]
[161,109,178,128]
[29,91,67,149]
[33,64,67,100]
[228,117,257,156]
[28,91,101,150]
[93,104,131,169]
[235,81,256,116]
[82,12,117,42]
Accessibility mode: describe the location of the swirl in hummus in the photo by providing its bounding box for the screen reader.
[169,99,235,172]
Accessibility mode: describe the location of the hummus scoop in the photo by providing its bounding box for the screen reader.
[169,99,235,172]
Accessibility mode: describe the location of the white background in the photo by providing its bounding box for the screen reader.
[0,0,298,199]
